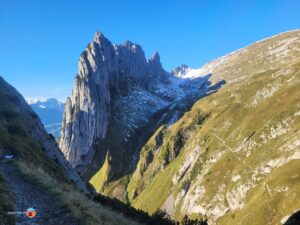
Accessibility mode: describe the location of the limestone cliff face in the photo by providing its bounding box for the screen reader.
[59,32,169,174]
[59,32,214,178]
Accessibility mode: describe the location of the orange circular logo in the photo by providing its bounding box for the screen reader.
[25,208,36,218]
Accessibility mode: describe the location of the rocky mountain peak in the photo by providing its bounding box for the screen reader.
[172,64,190,77]
[123,40,136,48]
[150,51,160,62]
[59,32,216,180]
[93,31,108,44]
[60,32,169,173]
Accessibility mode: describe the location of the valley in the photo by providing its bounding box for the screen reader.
[58,30,300,225]
[0,29,299,225]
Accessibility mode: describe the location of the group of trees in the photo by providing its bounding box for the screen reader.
[94,194,208,225]
[153,210,208,225]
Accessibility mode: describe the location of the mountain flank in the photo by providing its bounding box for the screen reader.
[0,77,143,225]
[127,30,300,225]
[59,29,300,225]
[59,32,220,189]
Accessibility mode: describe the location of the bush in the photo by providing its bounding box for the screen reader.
[191,112,209,128]
[49,134,56,141]
[181,215,208,225]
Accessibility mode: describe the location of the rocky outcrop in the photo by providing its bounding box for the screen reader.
[59,32,214,177]
[59,32,165,173]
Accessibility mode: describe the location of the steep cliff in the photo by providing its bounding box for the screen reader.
[59,32,216,186]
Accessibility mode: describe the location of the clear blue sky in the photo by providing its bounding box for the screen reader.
[0,0,299,101]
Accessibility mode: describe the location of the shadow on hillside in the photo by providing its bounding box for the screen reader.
[85,74,226,193]
[92,194,208,225]
[283,210,300,225]
[117,75,225,180]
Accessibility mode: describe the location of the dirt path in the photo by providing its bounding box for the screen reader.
[0,161,78,225]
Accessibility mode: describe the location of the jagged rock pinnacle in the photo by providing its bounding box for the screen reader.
[59,32,168,174]
[150,51,160,62]
[93,31,106,43]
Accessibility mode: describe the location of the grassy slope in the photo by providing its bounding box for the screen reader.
[125,30,300,225]
[0,169,15,225]
[14,160,141,225]
[0,77,141,225]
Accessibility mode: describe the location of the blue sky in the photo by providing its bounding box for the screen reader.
[0,0,299,101]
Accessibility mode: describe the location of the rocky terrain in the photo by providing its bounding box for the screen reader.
[59,29,300,225]
[59,32,220,182]
[0,162,77,225]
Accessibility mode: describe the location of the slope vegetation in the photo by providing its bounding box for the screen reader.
[0,77,141,225]
[126,30,300,225]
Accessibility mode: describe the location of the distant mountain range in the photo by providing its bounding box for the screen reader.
[27,98,64,139]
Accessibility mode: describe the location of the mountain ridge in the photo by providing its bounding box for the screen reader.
[59,32,217,182]
[59,29,300,225]
[125,29,300,225]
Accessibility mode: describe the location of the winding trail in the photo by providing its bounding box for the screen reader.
[0,161,78,225]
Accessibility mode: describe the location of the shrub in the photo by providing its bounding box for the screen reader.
[181,215,208,225]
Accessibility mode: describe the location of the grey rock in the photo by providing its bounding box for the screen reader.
[59,32,215,177]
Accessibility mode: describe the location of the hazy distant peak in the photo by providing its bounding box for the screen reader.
[27,98,63,105]
[172,64,190,77]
